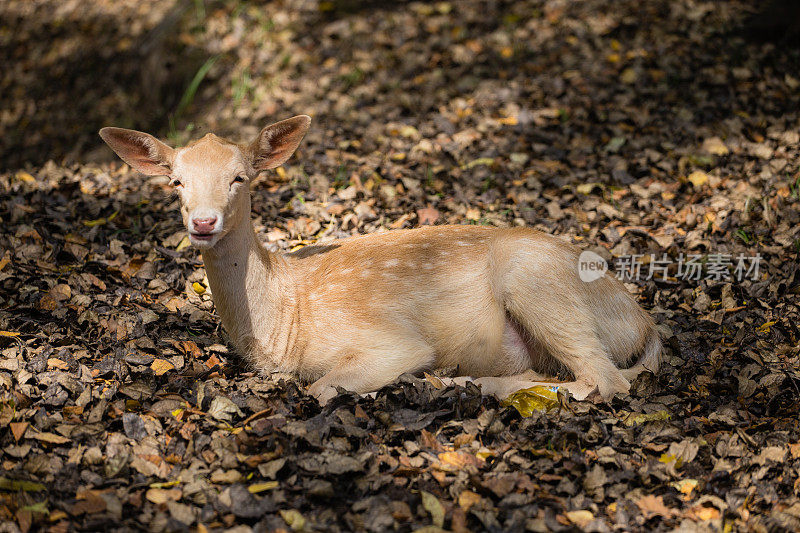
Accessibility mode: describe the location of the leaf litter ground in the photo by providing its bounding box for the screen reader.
[1,0,800,531]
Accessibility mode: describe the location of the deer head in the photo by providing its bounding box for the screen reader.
[99,116,311,249]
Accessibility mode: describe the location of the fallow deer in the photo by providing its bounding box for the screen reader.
[99,116,660,404]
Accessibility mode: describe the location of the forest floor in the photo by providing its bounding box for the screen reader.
[1,0,800,531]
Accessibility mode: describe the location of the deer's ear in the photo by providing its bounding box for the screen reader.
[99,127,175,176]
[247,115,311,171]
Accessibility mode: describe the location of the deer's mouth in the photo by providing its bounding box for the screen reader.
[189,231,222,247]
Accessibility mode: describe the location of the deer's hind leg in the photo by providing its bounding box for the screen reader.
[508,302,629,399]
[307,335,435,404]
[498,258,631,401]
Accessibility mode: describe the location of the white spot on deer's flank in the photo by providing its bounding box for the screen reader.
[340,268,353,275]
[456,241,471,246]
[384,258,399,268]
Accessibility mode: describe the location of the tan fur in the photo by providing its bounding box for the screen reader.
[100,116,661,403]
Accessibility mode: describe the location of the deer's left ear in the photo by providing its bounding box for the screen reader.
[247,115,311,171]
[99,127,175,176]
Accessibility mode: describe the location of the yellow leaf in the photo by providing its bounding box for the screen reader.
[702,137,729,156]
[175,235,191,252]
[576,183,601,195]
[0,477,45,492]
[279,509,306,531]
[276,166,286,179]
[620,68,637,84]
[475,447,494,461]
[420,491,445,528]
[398,125,419,138]
[0,331,20,337]
[49,510,68,521]
[693,506,720,521]
[83,211,118,227]
[671,478,698,498]
[462,157,494,170]
[498,116,518,126]
[390,152,406,161]
[688,170,709,187]
[622,410,671,426]
[659,453,684,468]
[566,510,594,528]
[151,359,175,376]
[501,385,560,417]
[757,320,777,333]
[423,372,445,389]
[458,490,481,511]
[0,255,10,272]
[192,282,206,295]
[16,171,35,183]
[149,480,181,489]
[248,481,279,493]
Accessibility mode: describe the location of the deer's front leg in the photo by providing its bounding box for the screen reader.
[307,341,435,404]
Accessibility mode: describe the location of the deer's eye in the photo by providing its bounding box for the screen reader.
[233,175,246,184]
[170,178,182,187]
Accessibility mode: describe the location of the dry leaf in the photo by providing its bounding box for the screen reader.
[689,505,720,521]
[688,170,709,188]
[458,490,481,512]
[279,509,306,531]
[420,491,445,528]
[248,481,279,493]
[145,488,182,504]
[10,422,28,442]
[702,137,729,156]
[437,451,482,471]
[151,359,175,376]
[671,478,698,500]
[565,510,594,527]
[29,431,70,444]
[635,494,677,519]
[417,206,440,225]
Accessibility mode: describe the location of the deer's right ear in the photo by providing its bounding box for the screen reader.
[99,127,175,176]
[247,115,311,171]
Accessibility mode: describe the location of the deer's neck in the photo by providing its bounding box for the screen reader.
[200,221,290,371]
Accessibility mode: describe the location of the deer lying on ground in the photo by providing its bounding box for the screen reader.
[99,116,660,404]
